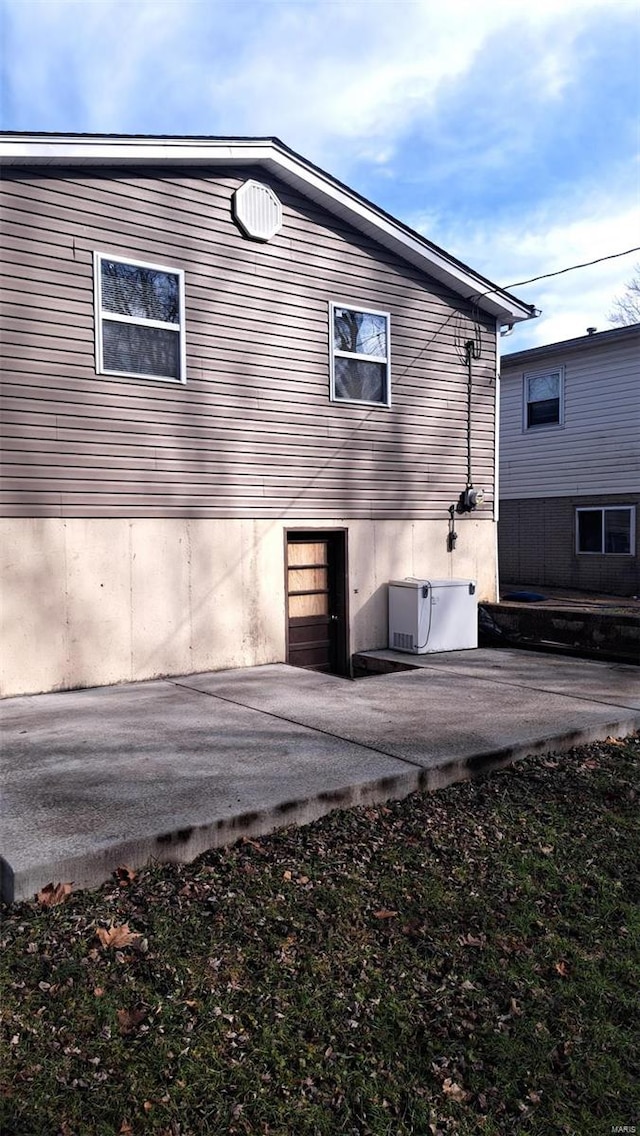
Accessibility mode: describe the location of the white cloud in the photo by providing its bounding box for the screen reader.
[419,193,640,348]
[194,0,625,165]
[2,0,637,352]
[3,0,634,160]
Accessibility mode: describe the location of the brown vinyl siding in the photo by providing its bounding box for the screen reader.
[1,166,497,520]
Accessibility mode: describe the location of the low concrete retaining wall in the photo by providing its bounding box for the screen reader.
[480,603,640,665]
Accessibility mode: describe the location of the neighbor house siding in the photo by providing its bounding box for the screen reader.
[500,334,640,500]
[1,166,497,521]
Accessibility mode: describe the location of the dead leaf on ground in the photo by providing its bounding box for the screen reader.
[442,1078,469,1102]
[117,1007,148,1035]
[458,933,486,948]
[283,870,293,881]
[402,918,423,936]
[554,960,569,977]
[374,909,398,920]
[114,865,136,886]
[37,881,73,907]
[96,923,143,950]
[119,1123,133,1136]
[241,837,266,854]
[178,881,209,899]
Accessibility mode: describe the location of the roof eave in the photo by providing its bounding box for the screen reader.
[0,135,536,325]
[502,321,640,367]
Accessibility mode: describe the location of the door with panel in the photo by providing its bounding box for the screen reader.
[285,531,348,675]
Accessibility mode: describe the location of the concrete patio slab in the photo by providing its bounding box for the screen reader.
[2,650,638,902]
[178,650,640,765]
[351,648,640,710]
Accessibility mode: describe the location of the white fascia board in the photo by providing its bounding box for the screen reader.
[0,135,535,324]
[263,151,532,324]
[0,137,275,165]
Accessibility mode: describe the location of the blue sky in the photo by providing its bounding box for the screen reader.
[1,0,638,348]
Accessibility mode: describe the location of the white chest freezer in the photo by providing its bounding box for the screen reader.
[388,578,478,654]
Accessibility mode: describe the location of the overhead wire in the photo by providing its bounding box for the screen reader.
[280,243,640,512]
[504,246,640,289]
[392,244,640,388]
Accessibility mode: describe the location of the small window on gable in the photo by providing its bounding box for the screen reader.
[524,368,563,429]
[330,302,390,406]
[576,506,635,555]
[94,253,185,383]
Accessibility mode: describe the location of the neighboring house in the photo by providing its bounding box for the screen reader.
[499,324,640,596]
[0,133,534,698]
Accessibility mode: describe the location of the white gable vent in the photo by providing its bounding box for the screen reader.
[233,180,283,242]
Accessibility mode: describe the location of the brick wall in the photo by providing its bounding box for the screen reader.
[499,494,639,595]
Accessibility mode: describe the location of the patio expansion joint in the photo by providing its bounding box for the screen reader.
[390,664,639,713]
[168,679,428,772]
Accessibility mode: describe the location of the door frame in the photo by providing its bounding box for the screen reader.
[284,528,350,676]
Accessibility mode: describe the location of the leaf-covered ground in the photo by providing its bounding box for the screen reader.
[1,735,638,1136]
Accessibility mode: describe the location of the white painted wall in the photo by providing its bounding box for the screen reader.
[0,517,496,697]
[500,335,640,499]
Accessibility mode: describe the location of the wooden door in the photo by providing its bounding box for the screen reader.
[286,531,348,674]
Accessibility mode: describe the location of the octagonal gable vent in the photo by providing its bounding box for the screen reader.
[233,180,283,242]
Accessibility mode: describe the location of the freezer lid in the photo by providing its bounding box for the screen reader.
[389,578,476,589]
[428,578,476,588]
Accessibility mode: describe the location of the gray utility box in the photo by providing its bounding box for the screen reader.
[388,578,478,654]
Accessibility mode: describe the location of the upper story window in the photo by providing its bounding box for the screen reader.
[523,368,564,429]
[330,303,390,406]
[94,253,186,383]
[576,506,635,555]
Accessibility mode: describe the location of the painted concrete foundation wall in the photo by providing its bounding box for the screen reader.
[1,517,496,697]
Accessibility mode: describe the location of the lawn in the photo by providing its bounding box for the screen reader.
[1,735,638,1136]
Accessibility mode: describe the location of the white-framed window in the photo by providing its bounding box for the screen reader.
[576,506,636,555]
[330,302,390,406]
[523,367,564,429]
[94,253,186,383]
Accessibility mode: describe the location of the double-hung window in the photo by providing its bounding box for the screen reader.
[330,302,390,406]
[576,506,635,555]
[523,368,563,429]
[94,253,185,383]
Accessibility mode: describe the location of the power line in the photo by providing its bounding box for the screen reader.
[504,246,640,290]
[393,245,640,387]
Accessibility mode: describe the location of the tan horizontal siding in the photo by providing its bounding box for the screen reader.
[0,385,497,449]
[1,166,496,520]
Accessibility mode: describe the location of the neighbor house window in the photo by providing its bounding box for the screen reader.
[94,253,185,382]
[576,506,635,555]
[523,368,563,429]
[330,302,390,405]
